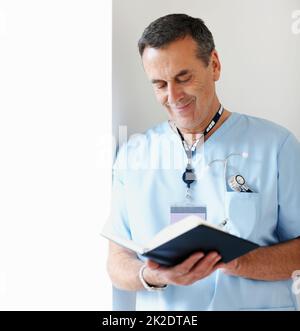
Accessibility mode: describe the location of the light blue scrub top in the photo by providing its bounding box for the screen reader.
[109,112,300,311]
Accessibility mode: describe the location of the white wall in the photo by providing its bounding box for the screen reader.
[113,0,300,139]
[0,0,112,310]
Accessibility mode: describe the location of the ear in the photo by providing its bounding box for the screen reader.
[210,50,221,81]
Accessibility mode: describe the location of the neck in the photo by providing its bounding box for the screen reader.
[177,108,231,145]
[178,99,221,134]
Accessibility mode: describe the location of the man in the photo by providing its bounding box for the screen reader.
[106,14,300,310]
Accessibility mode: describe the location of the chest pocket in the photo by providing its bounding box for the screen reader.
[225,192,259,240]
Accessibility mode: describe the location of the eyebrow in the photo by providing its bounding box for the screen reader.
[151,69,191,84]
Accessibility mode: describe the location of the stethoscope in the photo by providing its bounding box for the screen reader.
[205,152,253,228]
[177,143,253,229]
[206,152,252,191]
[173,106,253,229]
[175,106,253,195]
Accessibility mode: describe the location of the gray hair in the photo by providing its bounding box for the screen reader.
[138,14,215,67]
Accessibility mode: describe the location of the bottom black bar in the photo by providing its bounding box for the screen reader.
[0,311,298,329]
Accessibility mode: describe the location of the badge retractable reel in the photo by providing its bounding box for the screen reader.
[177,104,224,201]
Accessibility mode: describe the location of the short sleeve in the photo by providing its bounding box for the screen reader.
[277,133,300,241]
[102,145,132,240]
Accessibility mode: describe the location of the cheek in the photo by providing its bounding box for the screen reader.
[154,90,167,105]
[194,82,214,103]
[184,83,203,100]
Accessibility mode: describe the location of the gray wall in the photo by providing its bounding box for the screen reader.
[113,0,300,139]
[112,0,300,311]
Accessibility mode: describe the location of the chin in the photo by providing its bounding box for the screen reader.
[174,117,195,130]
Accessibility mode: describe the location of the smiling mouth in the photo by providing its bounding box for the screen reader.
[174,99,195,112]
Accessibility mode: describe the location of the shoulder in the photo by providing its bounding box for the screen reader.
[114,121,171,170]
[237,113,296,147]
[125,121,171,150]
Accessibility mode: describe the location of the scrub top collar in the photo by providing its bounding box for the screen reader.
[165,112,241,147]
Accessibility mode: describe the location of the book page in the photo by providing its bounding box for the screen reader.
[101,233,144,255]
[145,215,204,251]
[145,215,225,251]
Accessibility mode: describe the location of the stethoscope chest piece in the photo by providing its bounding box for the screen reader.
[228,174,253,193]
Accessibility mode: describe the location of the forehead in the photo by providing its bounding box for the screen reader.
[142,36,204,79]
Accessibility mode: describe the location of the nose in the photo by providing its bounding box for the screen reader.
[167,83,185,107]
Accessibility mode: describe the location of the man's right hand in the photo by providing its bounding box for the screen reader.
[143,251,221,287]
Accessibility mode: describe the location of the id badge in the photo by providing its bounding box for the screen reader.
[170,205,207,225]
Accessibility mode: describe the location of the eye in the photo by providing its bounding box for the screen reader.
[154,82,167,89]
[177,75,192,83]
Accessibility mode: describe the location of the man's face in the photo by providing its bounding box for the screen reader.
[142,36,221,131]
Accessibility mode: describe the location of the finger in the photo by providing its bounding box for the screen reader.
[192,252,221,275]
[215,262,226,269]
[146,259,160,270]
[211,261,224,273]
[173,252,204,275]
[180,253,221,285]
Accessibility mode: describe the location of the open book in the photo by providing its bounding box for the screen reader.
[102,215,259,266]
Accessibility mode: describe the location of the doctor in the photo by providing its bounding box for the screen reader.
[107,14,300,310]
